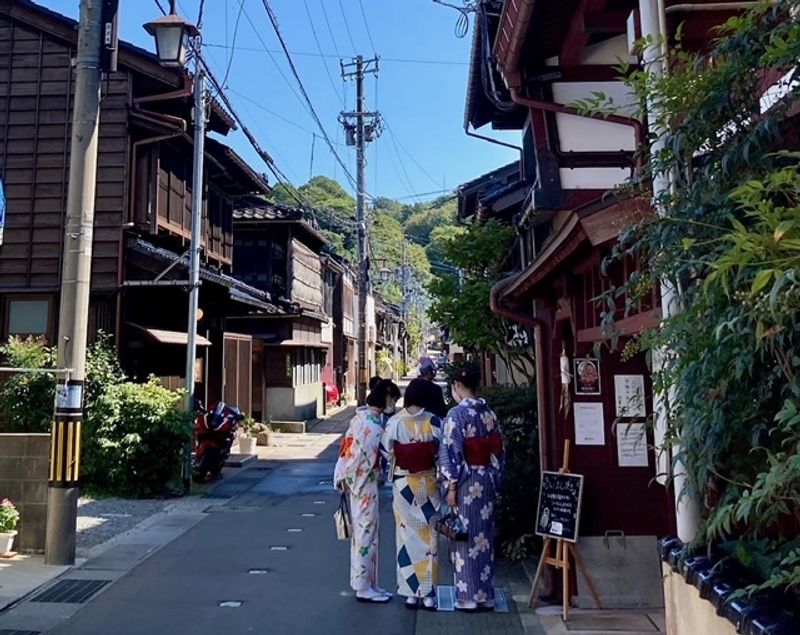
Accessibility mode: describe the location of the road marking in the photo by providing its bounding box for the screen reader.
[219,601,243,608]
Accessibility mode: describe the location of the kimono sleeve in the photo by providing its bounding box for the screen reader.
[438,408,465,483]
[380,414,401,461]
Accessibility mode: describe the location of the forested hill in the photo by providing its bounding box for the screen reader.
[270,176,463,304]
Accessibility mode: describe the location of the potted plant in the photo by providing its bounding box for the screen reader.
[238,416,258,455]
[0,498,20,555]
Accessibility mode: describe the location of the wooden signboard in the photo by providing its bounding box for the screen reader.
[536,471,583,543]
[529,441,600,621]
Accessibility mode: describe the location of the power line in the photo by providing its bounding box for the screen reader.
[383,119,444,190]
[303,0,345,108]
[201,43,468,66]
[357,0,377,55]
[338,0,358,54]
[196,0,206,30]
[386,126,421,203]
[221,0,245,87]
[258,0,360,193]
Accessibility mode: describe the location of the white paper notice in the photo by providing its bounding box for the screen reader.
[614,375,646,417]
[616,422,649,467]
[574,402,605,446]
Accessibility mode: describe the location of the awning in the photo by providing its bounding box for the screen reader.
[261,340,329,349]
[127,323,212,347]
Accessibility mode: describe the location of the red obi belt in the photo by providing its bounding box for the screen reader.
[464,433,502,466]
[394,441,437,473]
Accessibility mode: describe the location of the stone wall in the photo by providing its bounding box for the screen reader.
[0,434,49,552]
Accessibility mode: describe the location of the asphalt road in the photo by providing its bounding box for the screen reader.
[49,434,416,635]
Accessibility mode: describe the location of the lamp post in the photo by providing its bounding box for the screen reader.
[144,4,203,491]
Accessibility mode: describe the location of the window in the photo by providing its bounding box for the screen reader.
[6,298,50,337]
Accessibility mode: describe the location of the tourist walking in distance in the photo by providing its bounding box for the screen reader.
[381,378,443,610]
[416,357,447,418]
[334,380,400,603]
[438,364,504,612]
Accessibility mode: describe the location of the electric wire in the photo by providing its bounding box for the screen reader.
[357,0,378,54]
[196,0,206,30]
[221,0,246,88]
[202,43,468,66]
[383,119,444,190]
[259,0,361,193]
[303,0,345,108]
[338,0,358,54]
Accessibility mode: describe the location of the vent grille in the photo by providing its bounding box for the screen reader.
[30,579,109,604]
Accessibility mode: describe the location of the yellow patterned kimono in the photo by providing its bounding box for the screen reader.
[334,406,383,592]
[381,409,443,598]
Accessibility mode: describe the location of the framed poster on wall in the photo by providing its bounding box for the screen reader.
[574,358,601,395]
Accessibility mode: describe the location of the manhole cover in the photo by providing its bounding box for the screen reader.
[30,579,109,604]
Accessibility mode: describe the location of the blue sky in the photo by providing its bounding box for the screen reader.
[36,0,518,202]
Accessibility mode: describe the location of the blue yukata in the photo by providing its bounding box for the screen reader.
[438,398,504,604]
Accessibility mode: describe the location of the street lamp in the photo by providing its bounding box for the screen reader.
[145,4,204,492]
[143,11,198,67]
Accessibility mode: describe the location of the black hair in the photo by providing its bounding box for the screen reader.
[368,376,382,391]
[402,378,429,409]
[452,364,480,392]
[366,379,400,408]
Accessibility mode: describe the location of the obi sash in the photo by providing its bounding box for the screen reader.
[464,433,502,466]
[394,440,437,473]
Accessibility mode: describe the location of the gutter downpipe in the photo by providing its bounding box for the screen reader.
[489,274,556,473]
[640,0,700,544]
[509,87,646,165]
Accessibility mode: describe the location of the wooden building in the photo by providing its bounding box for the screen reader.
[231,199,329,422]
[0,0,274,411]
[466,0,665,608]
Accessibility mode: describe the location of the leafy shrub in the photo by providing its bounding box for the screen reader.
[481,384,540,560]
[0,498,20,532]
[0,337,56,433]
[83,378,192,497]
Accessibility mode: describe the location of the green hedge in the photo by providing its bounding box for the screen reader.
[0,336,190,497]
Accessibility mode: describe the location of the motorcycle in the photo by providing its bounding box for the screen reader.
[193,400,244,483]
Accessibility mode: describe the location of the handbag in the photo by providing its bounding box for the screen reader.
[434,510,468,542]
[334,492,353,541]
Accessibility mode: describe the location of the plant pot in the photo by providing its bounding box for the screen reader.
[0,530,17,554]
[239,436,257,455]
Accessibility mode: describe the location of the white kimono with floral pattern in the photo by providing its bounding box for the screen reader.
[334,406,383,592]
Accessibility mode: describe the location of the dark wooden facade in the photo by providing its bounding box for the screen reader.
[0,1,271,410]
[232,201,329,421]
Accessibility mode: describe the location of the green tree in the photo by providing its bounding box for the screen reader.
[428,220,534,384]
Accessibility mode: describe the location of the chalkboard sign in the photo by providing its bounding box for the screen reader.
[535,471,584,543]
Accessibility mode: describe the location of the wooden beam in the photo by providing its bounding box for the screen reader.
[584,9,632,34]
[560,0,609,68]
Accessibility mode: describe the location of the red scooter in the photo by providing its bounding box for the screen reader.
[193,401,244,482]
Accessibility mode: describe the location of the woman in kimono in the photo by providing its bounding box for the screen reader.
[381,379,442,610]
[334,380,399,603]
[438,365,504,612]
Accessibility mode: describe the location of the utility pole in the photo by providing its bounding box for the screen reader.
[341,55,380,404]
[45,0,105,565]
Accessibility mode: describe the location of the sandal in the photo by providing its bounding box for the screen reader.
[356,589,391,603]
[405,597,419,610]
[422,596,437,611]
[477,600,495,612]
[454,600,478,612]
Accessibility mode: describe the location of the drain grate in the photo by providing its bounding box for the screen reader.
[30,579,109,604]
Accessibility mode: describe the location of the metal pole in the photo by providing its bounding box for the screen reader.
[355,55,368,405]
[183,53,206,491]
[45,0,103,566]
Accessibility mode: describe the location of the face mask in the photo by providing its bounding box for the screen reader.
[451,386,462,404]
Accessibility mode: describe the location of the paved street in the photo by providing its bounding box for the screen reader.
[2,408,525,635]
